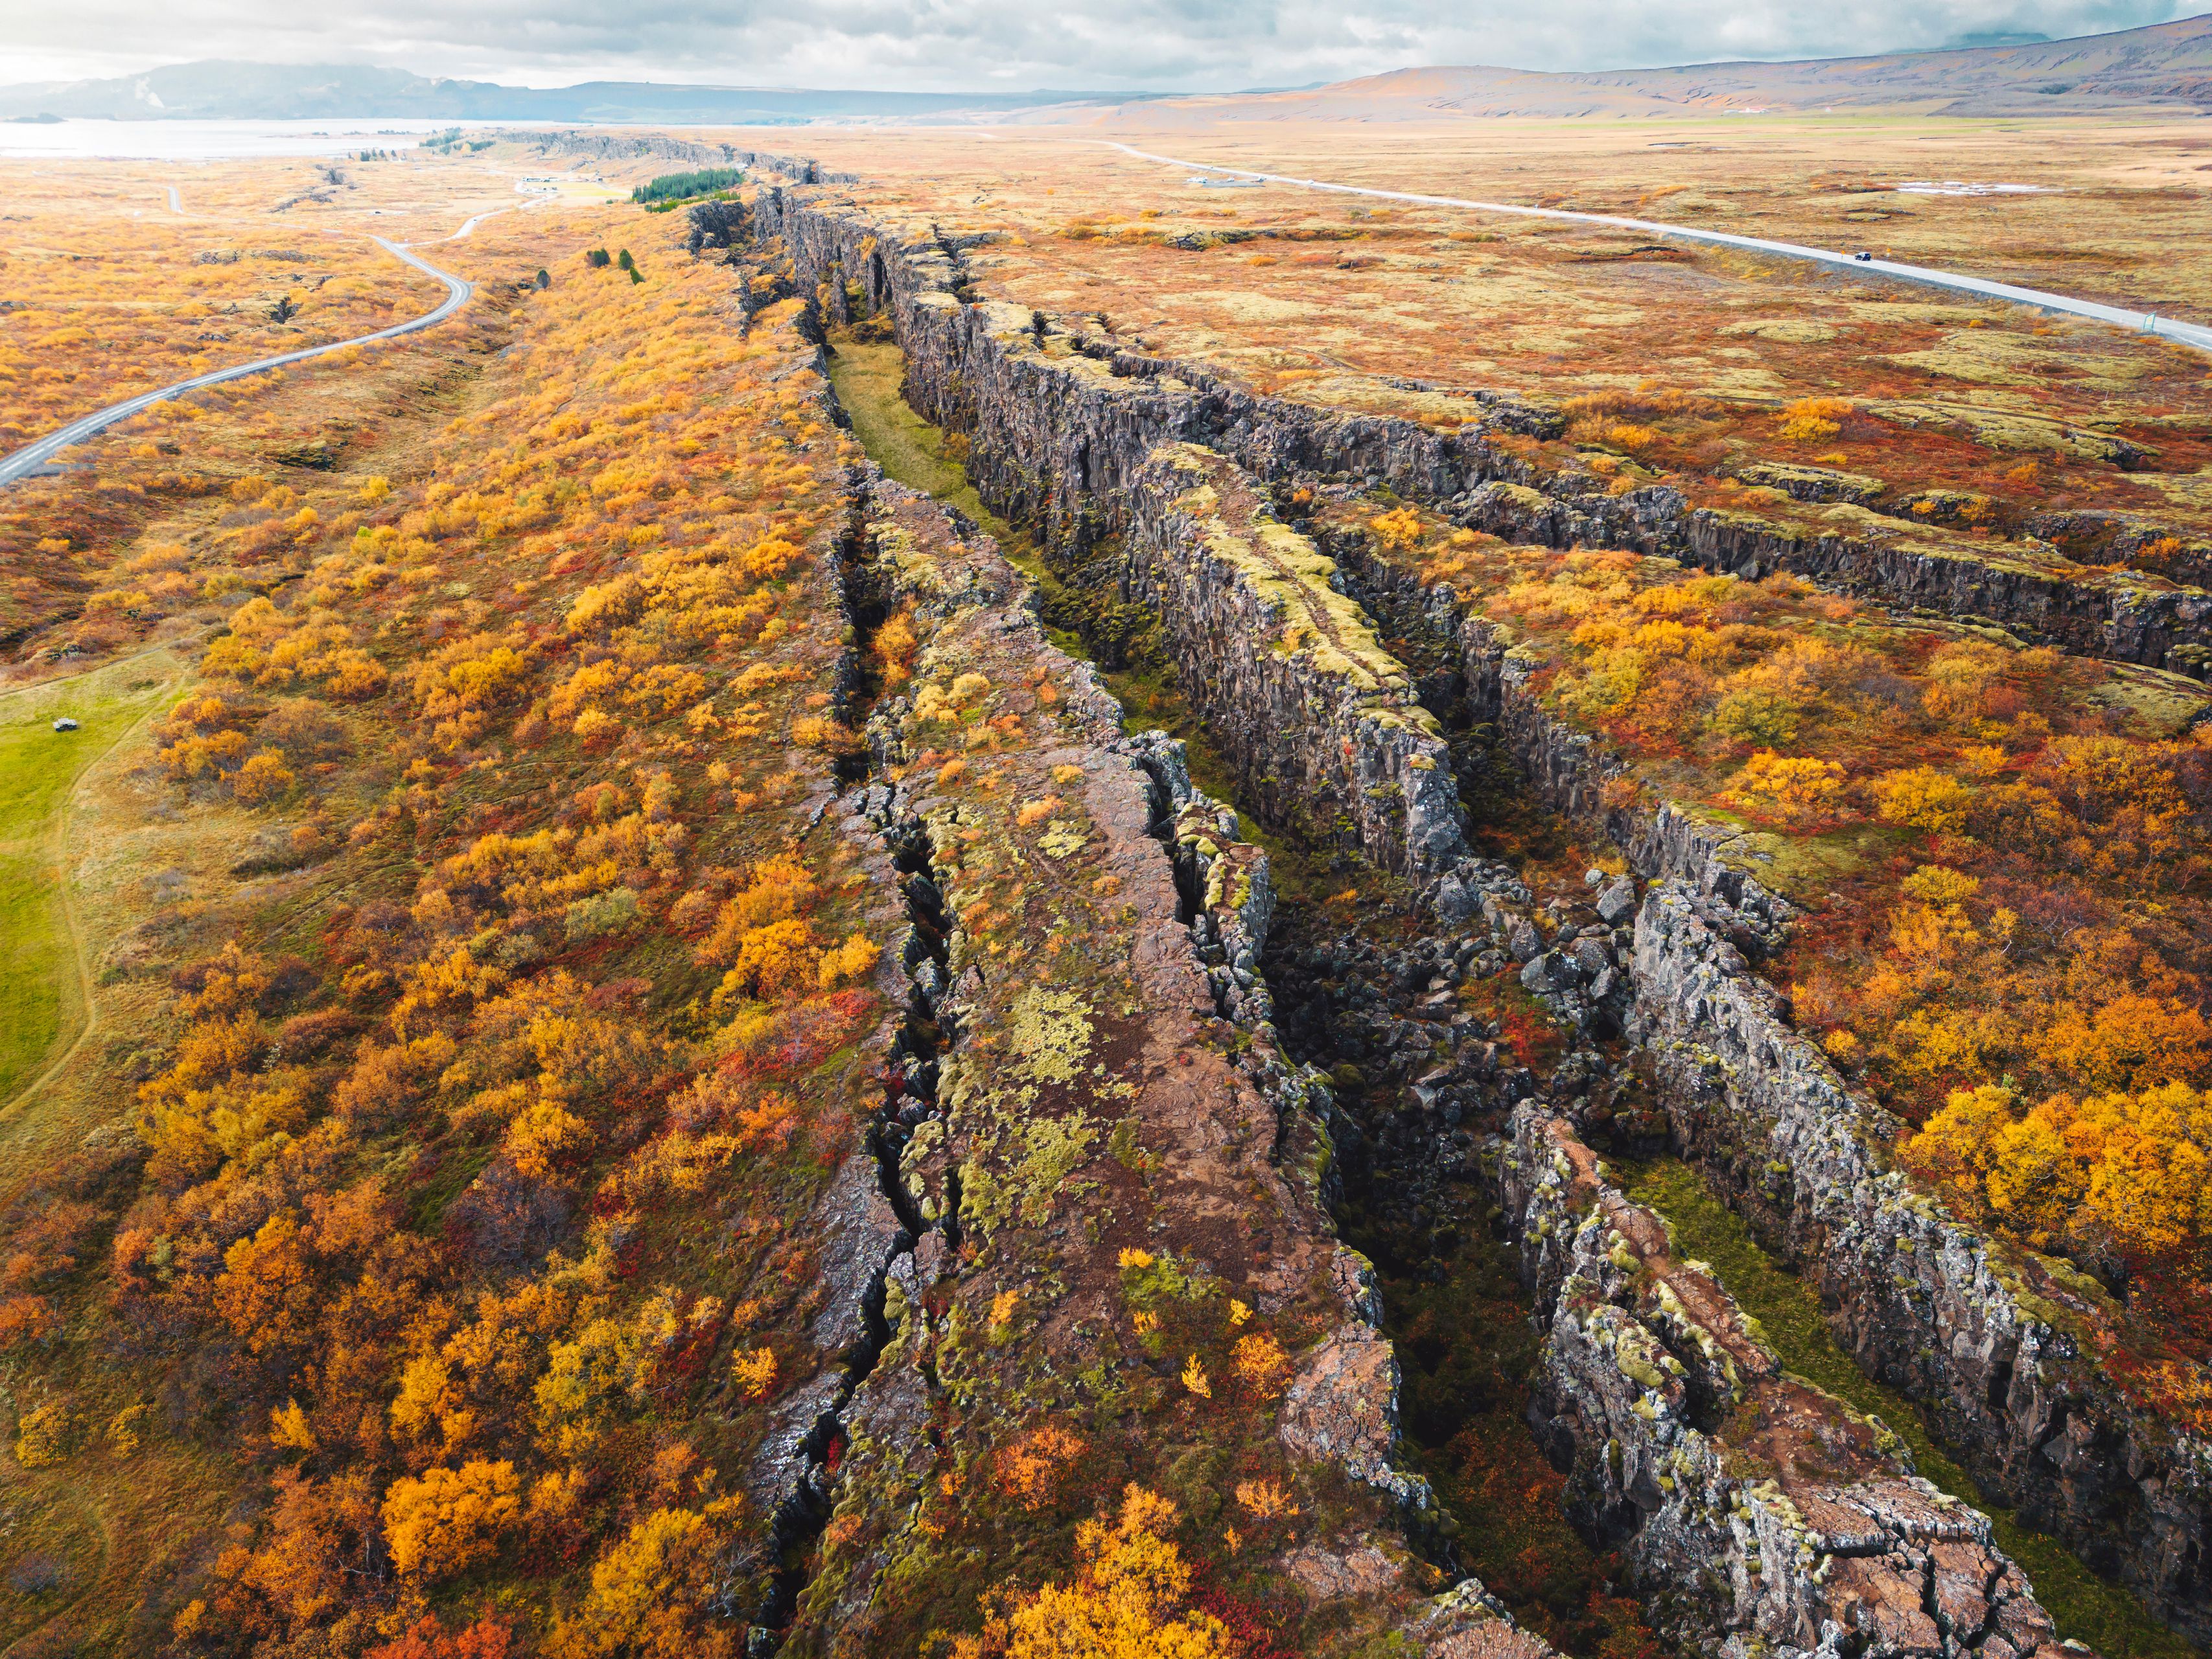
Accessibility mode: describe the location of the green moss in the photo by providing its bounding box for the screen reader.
[1617,1155,2195,1659]
[1106,1115,1152,1173]
[1012,1113,1099,1225]
[1007,986,1092,1085]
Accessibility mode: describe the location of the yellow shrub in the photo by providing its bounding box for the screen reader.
[1000,1486,1228,1659]
[731,1346,778,1400]
[380,1459,522,1575]
[1231,1332,1292,1398]
[995,1422,1084,1509]
[1233,1478,1294,1521]
[1778,397,1852,441]
[1733,750,1845,824]
[1872,766,1973,836]
[817,933,881,991]
[231,750,296,805]
[1368,507,1423,550]
[14,1402,70,1468]
[268,1398,316,1452]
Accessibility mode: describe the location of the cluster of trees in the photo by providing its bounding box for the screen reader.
[1381,519,2212,1342]
[2,220,916,1652]
[632,170,744,209]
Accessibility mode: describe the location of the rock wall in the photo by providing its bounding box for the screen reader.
[1327,528,2212,1640]
[1633,885,2212,1643]
[1500,1108,2089,1659]
[1121,445,1467,880]
[1681,505,2212,680]
[751,183,2212,679]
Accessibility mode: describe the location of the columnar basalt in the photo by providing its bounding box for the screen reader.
[1631,884,2212,1644]
[1500,1108,2090,1659]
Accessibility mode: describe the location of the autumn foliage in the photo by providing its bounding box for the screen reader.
[1364,518,2212,1369]
[0,205,913,1655]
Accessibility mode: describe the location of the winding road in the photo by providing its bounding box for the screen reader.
[1106,142,2212,356]
[0,236,473,488]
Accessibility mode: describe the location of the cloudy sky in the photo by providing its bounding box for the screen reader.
[6,0,2202,92]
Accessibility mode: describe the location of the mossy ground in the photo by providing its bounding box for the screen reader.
[825,335,1008,537]
[1616,1155,2198,1659]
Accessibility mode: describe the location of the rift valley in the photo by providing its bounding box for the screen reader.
[0,98,2209,1659]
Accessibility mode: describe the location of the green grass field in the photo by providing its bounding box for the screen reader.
[0,653,180,1109]
[827,335,1019,535]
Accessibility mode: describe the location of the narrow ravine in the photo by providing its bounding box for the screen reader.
[815,321,2200,1659]
[1261,849,1668,1658]
[826,333,1258,813]
[1616,1156,2200,1659]
[822,327,1663,1654]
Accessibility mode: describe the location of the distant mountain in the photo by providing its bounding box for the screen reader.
[6,16,2209,129]
[0,61,1142,124]
[1060,12,2212,124]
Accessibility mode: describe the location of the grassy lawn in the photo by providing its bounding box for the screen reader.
[827,335,1013,526]
[0,653,180,1108]
[1618,1155,2196,1659]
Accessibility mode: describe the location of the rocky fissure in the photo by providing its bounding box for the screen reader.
[749,183,2212,680]
[769,419,1554,1651]
[739,485,949,1646]
[1259,835,2094,1659]
[740,184,2202,1653]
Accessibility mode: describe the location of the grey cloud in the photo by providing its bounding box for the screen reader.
[5,0,2196,93]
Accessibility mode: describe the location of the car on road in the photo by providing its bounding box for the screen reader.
[1855,250,1874,261]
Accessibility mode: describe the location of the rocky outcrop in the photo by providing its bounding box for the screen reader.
[1320,515,2212,1639]
[1632,883,2212,1643]
[1123,444,1467,879]
[752,178,2211,1641]
[1501,1108,2091,1659]
[749,181,2212,678]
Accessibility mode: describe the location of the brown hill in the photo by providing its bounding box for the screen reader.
[1054,13,2212,124]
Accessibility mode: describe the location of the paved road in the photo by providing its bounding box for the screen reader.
[0,237,472,488]
[164,185,182,213]
[1106,142,2212,356]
